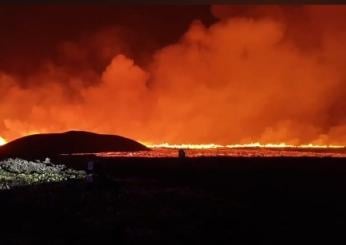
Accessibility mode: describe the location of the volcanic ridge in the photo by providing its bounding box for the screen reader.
[0,131,149,159]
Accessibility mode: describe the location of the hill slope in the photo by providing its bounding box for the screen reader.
[0,131,149,158]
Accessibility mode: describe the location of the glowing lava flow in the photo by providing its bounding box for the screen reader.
[0,136,7,146]
[144,142,345,149]
[144,143,224,149]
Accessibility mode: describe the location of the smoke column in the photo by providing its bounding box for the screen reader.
[1,5,346,145]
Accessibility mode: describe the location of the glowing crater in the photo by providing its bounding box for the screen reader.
[0,137,7,146]
[143,142,345,150]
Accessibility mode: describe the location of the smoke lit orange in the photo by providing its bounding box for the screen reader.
[1,5,346,146]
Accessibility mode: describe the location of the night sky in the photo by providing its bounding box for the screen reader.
[0,5,216,76]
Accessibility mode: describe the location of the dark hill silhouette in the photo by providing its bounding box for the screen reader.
[0,131,149,158]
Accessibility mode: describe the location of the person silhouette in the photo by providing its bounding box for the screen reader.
[178,149,186,158]
[86,160,95,189]
[87,160,94,174]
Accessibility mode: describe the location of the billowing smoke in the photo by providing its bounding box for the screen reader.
[1,5,346,145]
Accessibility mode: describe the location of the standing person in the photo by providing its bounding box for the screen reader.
[178,149,186,158]
[86,159,94,189]
[87,160,94,175]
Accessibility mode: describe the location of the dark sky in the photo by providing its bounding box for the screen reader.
[0,5,216,76]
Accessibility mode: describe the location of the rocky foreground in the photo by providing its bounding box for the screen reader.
[0,158,86,190]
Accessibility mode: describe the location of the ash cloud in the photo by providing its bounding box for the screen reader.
[1,5,346,145]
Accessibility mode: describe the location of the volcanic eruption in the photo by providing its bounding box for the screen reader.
[0,137,6,146]
[0,5,345,148]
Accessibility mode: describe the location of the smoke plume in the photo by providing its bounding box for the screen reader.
[1,5,346,145]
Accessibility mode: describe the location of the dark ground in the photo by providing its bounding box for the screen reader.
[0,156,345,244]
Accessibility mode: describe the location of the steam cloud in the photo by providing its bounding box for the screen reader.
[1,5,346,144]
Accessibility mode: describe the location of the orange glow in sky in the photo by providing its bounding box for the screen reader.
[0,137,7,146]
[1,6,346,146]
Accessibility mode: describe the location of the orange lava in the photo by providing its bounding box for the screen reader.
[0,137,7,146]
[143,142,345,150]
[73,147,346,158]
[66,142,346,158]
